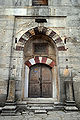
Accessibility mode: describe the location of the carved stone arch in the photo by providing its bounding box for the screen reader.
[25,56,55,68]
[16,26,66,100]
[17,27,66,51]
[24,56,56,98]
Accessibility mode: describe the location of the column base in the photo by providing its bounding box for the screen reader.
[1,102,17,116]
[54,102,65,110]
[64,101,78,111]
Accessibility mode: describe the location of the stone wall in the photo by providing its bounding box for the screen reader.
[0,16,15,105]
[0,0,80,6]
[0,0,80,108]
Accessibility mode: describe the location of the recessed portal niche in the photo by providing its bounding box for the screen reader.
[24,34,58,100]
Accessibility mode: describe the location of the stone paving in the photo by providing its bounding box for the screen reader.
[0,111,80,120]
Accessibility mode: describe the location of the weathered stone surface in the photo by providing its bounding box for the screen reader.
[0,0,80,113]
[0,0,79,7]
[0,111,80,120]
[7,80,15,102]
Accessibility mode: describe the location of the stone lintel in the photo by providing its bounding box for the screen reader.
[0,7,67,16]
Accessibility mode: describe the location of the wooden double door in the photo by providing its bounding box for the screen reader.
[28,64,52,98]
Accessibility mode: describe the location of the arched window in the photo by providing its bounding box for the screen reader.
[32,0,48,6]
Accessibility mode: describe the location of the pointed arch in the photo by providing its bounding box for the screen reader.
[17,27,66,51]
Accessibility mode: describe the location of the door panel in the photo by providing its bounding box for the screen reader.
[29,65,40,97]
[42,65,52,97]
[29,64,52,98]
[42,84,52,97]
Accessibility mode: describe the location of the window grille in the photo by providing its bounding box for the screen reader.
[33,43,48,54]
[32,0,48,6]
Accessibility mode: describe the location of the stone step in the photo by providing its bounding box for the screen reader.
[65,101,77,107]
[27,106,54,110]
[21,98,55,104]
[1,105,17,116]
[27,103,53,107]
[2,105,16,109]
[5,102,16,105]
[17,100,65,111]
[26,102,64,110]
[35,110,47,114]
[64,106,78,111]
[64,101,78,111]
[1,112,16,116]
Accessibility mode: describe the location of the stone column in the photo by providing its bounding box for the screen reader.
[1,79,17,115]
[7,79,16,102]
[64,77,74,102]
[1,16,17,115]
[64,71,78,111]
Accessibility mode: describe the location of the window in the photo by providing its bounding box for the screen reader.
[32,0,48,6]
[33,43,48,54]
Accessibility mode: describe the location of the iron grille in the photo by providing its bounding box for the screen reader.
[32,0,48,6]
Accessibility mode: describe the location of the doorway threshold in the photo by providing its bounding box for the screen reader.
[16,99,65,111]
[23,98,57,104]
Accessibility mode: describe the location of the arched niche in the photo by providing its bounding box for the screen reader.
[23,34,59,101]
[16,27,66,102]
